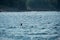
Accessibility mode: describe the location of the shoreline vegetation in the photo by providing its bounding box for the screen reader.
[0,0,59,11]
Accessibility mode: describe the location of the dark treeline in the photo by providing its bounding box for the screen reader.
[0,0,27,11]
[0,0,59,11]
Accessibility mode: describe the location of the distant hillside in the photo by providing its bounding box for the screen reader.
[0,0,59,11]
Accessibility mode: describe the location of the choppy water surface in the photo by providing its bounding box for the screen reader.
[0,12,60,40]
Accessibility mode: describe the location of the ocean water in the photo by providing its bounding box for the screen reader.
[0,11,60,40]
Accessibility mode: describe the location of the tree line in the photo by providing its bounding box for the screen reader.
[0,0,59,11]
